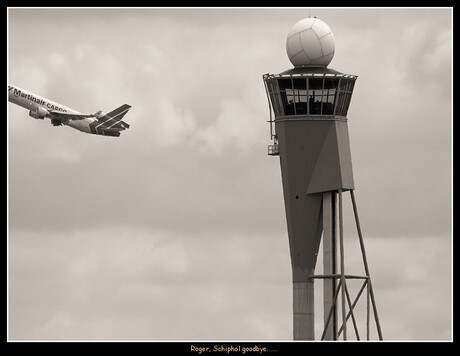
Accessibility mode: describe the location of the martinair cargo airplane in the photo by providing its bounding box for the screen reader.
[8,84,131,137]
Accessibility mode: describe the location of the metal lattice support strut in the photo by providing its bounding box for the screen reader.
[312,189,383,341]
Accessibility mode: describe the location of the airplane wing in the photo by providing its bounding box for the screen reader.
[49,111,93,121]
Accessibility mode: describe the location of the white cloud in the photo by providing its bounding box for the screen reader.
[34,312,77,340]
[8,58,48,95]
[197,98,266,154]
[9,226,452,340]
[48,52,66,69]
[345,235,452,340]
[143,96,197,147]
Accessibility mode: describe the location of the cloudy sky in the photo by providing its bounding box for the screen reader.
[7,8,452,341]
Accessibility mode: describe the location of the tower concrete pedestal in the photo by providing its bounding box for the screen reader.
[293,276,315,340]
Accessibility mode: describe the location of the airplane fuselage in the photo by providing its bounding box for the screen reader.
[8,85,95,134]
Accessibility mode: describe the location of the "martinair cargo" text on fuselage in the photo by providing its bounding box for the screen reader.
[8,85,67,112]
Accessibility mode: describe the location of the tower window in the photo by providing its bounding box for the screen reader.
[270,75,355,117]
[335,78,355,116]
[308,78,324,115]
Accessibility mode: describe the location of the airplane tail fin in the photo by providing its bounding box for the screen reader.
[104,104,131,123]
[90,104,131,136]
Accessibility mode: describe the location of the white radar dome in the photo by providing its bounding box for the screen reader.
[286,17,335,67]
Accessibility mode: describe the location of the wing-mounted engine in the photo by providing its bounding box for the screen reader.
[51,118,63,126]
[29,107,49,120]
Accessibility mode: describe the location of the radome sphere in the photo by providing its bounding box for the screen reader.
[286,17,335,67]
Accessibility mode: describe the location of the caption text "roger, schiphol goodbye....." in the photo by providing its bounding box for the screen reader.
[190,344,276,355]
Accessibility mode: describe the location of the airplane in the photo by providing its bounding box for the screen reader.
[8,84,131,137]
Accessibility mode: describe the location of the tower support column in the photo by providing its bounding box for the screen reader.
[293,272,315,340]
[322,191,337,340]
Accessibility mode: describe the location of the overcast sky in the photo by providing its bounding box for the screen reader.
[8,7,452,341]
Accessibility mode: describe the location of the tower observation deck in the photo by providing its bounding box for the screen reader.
[264,67,357,156]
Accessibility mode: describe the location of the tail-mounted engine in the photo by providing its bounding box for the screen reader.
[29,107,49,120]
[94,110,106,119]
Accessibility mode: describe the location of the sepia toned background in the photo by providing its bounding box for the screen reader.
[8,7,452,340]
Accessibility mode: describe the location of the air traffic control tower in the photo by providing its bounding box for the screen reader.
[263,17,383,340]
